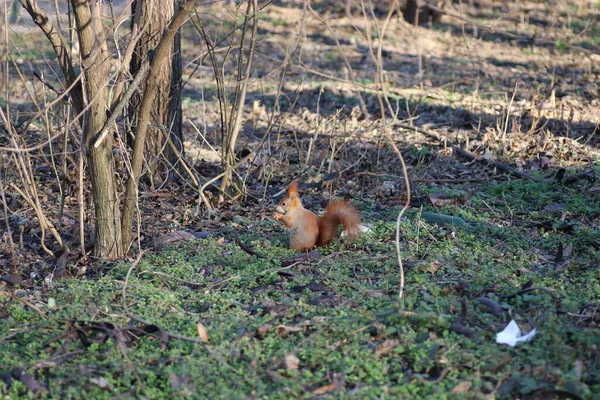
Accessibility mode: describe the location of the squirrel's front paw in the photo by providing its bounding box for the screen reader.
[274,213,282,221]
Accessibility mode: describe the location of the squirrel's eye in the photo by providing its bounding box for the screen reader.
[282,201,287,206]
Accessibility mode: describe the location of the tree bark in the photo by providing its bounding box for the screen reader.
[20,0,194,258]
[20,0,123,258]
[71,0,123,258]
[167,1,184,165]
[121,0,199,251]
[129,0,183,183]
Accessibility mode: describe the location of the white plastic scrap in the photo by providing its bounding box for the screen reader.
[495,319,537,347]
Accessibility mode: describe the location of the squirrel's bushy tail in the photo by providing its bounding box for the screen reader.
[317,200,361,247]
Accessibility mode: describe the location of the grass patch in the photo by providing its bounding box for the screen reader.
[2,178,599,398]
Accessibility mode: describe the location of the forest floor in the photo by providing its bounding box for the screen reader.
[1,0,600,398]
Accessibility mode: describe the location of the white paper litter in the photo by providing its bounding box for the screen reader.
[358,225,372,234]
[341,224,372,238]
[495,319,537,347]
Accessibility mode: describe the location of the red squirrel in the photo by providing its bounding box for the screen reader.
[274,181,361,252]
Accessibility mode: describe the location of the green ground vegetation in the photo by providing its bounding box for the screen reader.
[2,176,599,399]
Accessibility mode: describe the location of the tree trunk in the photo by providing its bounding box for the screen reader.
[129,0,183,184]
[71,0,123,258]
[20,0,123,258]
[22,0,192,258]
[399,0,442,25]
[121,0,198,251]
[167,4,184,165]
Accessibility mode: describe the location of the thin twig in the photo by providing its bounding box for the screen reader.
[371,0,411,300]
[17,0,84,110]
[392,121,538,181]
[10,183,63,255]
[0,161,19,283]
[93,62,149,149]
[219,0,259,202]
[421,0,597,55]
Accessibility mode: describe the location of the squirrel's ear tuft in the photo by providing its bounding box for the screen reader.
[288,181,299,198]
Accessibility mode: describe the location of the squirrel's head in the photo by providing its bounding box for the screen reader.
[275,181,301,214]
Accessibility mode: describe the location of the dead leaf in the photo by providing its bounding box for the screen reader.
[276,324,304,338]
[574,359,584,380]
[313,374,345,394]
[150,231,196,247]
[308,295,356,307]
[257,323,272,338]
[482,354,512,373]
[428,192,457,207]
[555,242,573,262]
[364,290,385,298]
[428,192,472,207]
[197,323,209,343]
[54,250,69,280]
[427,261,440,274]
[280,250,320,267]
[266,370,283,382]
[89,376,111,390]
[216,237,225,245]
[259,300,290,315]
[481,149,494,161]
[540,155,555,169]
[0,274,18,285]
[451,380,472,393]
[562,243,573,258]
[375,339,399,357]
[376,181,396,198]
[285,354,299,370]
[169,372,196,395]
[11,368,48,395]
[312,381,337,395]
[33,360,57,369]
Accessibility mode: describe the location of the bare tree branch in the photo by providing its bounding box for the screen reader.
[18,0,84,111]
[110,0,144,110]
[93,61,149,149]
